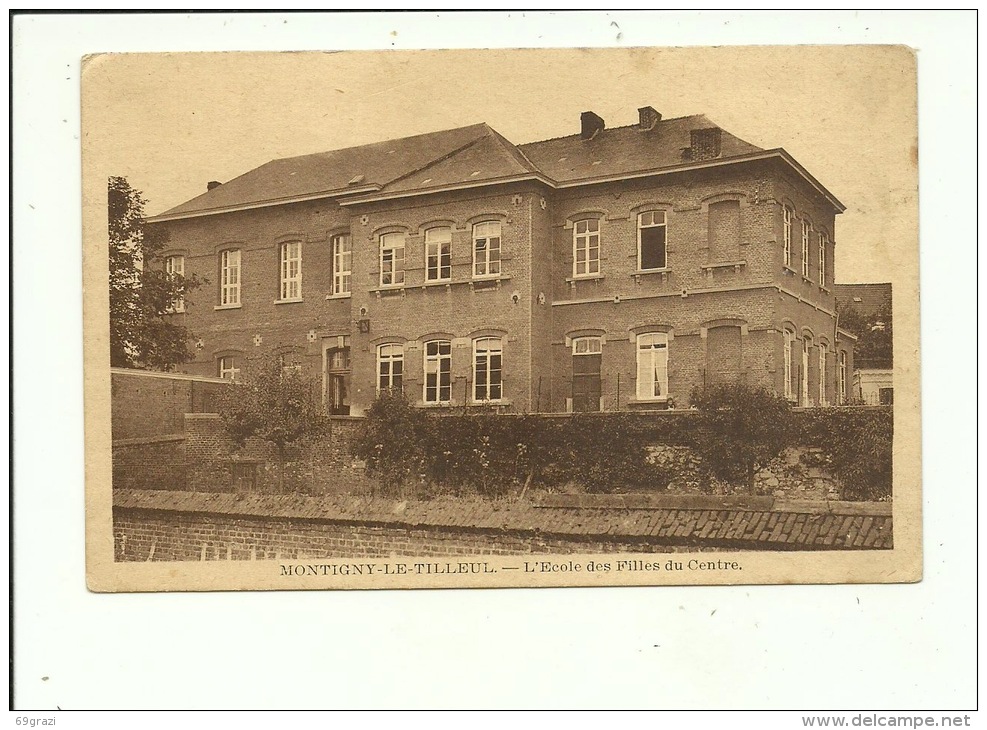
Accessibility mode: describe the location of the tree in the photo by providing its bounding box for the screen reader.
[108,176,204,369]
[690,382,793,489]
[837,297,893,368]
[217,354,332,492]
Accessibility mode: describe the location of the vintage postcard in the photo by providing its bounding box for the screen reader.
[83,46,920,591]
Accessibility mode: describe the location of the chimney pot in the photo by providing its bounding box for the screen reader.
[638,106,661,130]
[207,180,222,191]
[580,111,605,140]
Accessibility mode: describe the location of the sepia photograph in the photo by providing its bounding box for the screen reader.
[83,45,919,591]
[14,9,977,715]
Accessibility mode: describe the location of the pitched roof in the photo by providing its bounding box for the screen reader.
[150,113,839,221]
[518,114,763,184]
[834,283,892,318]
[158,123,495,218]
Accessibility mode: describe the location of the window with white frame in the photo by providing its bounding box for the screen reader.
[219,249,241,306]
[638,211,667,270]
[801,337,811,405]
[572,219,601,277]
[425,227,452,282]
[838,350,848,404]
[218,355,240,381]
[473,337,503,401]
[380,233,405,286]
[423,340,452,404]
[376,343,404,393]
[164,255,185,312]
[801,220,811,279]
[636,333,669,400]
[472,221,501,278]
[818,342,828,406]
[279,241,302,300]
[331,234,351,295]
[818,232,828,287]
[783,329,795,401]
[783,206,793,268]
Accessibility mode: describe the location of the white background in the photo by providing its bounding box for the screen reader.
[9,11,978,712]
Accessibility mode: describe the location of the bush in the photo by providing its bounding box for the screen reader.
[798,407,893,500]
[690,383,794,488]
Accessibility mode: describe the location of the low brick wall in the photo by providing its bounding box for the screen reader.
[112,435,186,491]
[112,489,893,562]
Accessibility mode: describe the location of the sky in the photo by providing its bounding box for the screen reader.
[83,43,916,284]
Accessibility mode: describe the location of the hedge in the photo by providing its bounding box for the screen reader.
[352,391,892,501]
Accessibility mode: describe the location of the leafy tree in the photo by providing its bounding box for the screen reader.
[837,297,893,368]
[217,354,331,492]
[690,382,794,489]
[108,176,204,369]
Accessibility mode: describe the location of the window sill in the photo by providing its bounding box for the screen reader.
[801,276,814,284]
[214,304,242,311]
[819,285,832,294]
[631,268,671,284]
[472,274,508,283]
[626,397,672,409]
[782,265,798,275]
[701,260,746,272]
[325,292,352,300]
[274,298,304,305]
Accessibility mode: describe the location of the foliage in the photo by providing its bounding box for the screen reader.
[797,408,893,501]
[837,297,893,368]
[689,383,794,488]
[352,396,700,497]
[108,176,205,369]
[217,354,331,491]
[352,391,892,501]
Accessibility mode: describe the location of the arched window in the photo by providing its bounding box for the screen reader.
[423,340,452,404]
[839,350,848,404]
[819,342,829,406]
[380,232,406,287]
[571,336,603,413]
[218,248,241,306]
[637,211,667,271]
[330,234,351,295]
[473,337,503,401]
[636,333,669,400]
[572,218,601,277]
[782,206,794,269]
[425,227,452,282]
[783,329,796,401]
[472,221,501,278]
[376,343,404,393]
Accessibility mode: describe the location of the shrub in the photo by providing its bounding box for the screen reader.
[690,382,794,489]
[798,407,893,500]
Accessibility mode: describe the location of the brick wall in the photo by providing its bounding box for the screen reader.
[112,435,186,490]
[112,489,893,562]
[183,413,372,495]
[111,368,229,440]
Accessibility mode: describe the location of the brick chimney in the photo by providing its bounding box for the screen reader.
[638,106,661,131]
[207,180,222,191]
[689,128,722,160]
[580,111,605,140]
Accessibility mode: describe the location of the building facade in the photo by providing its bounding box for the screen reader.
[147,108,855,415]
